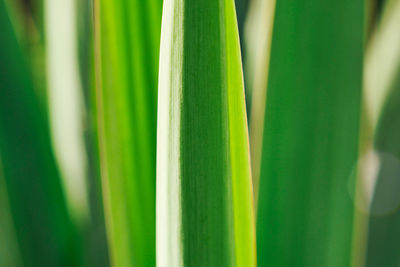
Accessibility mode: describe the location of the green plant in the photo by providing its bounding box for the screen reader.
[0,0,399,266]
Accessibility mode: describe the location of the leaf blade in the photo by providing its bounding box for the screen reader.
[94,0,162,266]
[156,0,255,266]
[256,0,364,266]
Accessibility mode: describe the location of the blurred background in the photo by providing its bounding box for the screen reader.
[0,0,399,266]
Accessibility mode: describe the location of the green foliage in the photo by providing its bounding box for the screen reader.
[0,1,82,265]
[156,0,255,266]
[256,1,364,267]
[365,70,400,267]
[351,1,400,265]
[0,160,22,267]
[1,0,398,266]
[94,0,162,266]
[77,1,110,266]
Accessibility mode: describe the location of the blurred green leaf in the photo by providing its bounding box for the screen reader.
[0,159,22,267]
[94,0,162,266]
[351,0,400,264]
[256,1,364,267]
[0,0,82,266]
[244,0,276,208]
[365,69,400,267]
[77,0,110,266]
[45,0,89,224]
[156,0,255,266]
[363,0,400,134]
[351,0,400,265]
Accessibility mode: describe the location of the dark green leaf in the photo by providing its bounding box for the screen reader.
[256,0,364,266]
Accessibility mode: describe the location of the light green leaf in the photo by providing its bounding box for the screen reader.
[94,0,162,266]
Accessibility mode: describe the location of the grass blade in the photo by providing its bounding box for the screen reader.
[256,0,364,266]
[94,0,162,266]
[156,0,255,266]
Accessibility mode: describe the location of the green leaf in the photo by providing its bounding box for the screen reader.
[255,0,364,266]
[156,0,255,266]
[0,1,82,265]
[94,0,162,266]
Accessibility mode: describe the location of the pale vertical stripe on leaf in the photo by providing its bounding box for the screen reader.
[156,0,184,266]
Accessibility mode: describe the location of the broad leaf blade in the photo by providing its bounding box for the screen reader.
[256,0,364,266]
[156,0,255,266]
